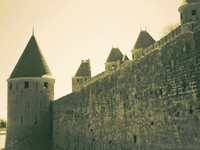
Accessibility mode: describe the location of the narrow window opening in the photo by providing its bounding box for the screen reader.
[176,112,180,117]
[182,81,186,88]
[44,82,48,89]
[192,10,196,16]
[24,81,29,88]
[160,89,163,95]
[155,89,158,95]
[9,83,12,90]
[150,90,153,95]
[189,106,193,114]
[77,79,79,82]
[16,83,18,91]
[181,14,183,20]
[35,117,37,126]
[168,85,171,92]
[21,117,23,125]
[134,135,137,144]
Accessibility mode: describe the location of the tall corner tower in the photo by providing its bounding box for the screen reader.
[178,0,200,25]
[72,59,91,92]
[6,34,55,150]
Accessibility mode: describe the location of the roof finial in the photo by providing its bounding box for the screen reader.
[32,28,34,36]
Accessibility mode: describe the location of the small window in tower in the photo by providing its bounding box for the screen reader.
[35,117,37,126]
[181,14,183,20]
[44,82,48,89]
[192,10,196,16]
[134,135,137,144]
[21,117,23,125]
[24,81,29,88]
[77,79,79,82]
[9,83,12,90]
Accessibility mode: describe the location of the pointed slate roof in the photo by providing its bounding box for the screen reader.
[9,35,53,79]
[133,31,155,49]
[180,0,200,6]
[122,55,129,61]
[106,48,123,63]
[75,60,91,77]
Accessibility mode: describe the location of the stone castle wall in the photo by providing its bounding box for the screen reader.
[51,27,200,150]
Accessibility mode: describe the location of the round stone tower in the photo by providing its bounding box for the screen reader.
[178,0,200,25]
[6,34,55,150]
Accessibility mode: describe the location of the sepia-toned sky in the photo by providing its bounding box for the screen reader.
[0,0,182,119]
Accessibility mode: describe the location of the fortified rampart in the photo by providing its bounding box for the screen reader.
[51,26,200,150]
[77,23,198,90]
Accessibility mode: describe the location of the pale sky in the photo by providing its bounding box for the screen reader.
[0,0,182,119]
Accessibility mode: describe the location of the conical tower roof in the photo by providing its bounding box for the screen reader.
[122,54,129,61]
[133,31,155,49]
[106,48,123,63]
[75,60,91,77]
[180,0,200,7]
[9,35,53,79]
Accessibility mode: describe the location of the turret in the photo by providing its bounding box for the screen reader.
[105,47,123,71]
[72,59,91,92]
[178,0,200,25]
[122,54,130,63]
[131,30,155,60]
[6,34,55,150]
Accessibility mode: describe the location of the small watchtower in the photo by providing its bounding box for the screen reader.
[72,59,91,92]
[179,0,200,25]
[6,34,55,150]
[105,47,123,71]
[131,30,155,60]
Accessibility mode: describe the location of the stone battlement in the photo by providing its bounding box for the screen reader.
[140,23,199,60]
[73,23,198,93]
